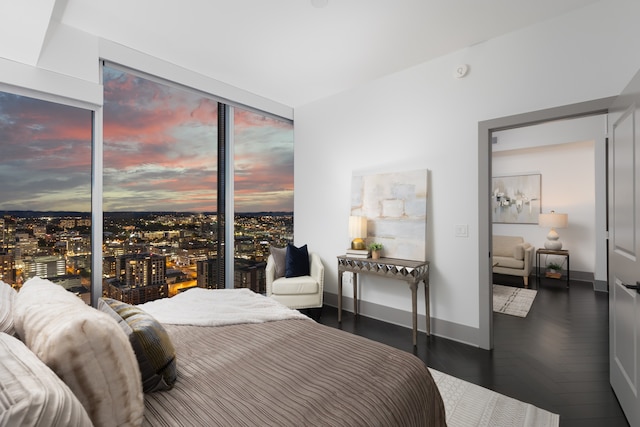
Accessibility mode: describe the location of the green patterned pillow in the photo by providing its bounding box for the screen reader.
[98,298,177,393]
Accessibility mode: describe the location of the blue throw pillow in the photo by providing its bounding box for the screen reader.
[285,243,310,278]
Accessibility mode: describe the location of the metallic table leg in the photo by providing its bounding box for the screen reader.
[338,270,343,323]
[410,282,418,346]
[353,273,358,316]
[424,279,430,336]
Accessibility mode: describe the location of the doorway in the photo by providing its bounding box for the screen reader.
[477,97,614,350]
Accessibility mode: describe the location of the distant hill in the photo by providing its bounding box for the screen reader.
[0,210,292,218]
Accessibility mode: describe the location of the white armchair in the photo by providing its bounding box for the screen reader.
[266,252,324,310]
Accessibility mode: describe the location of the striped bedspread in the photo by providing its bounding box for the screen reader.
[143,318,446,426]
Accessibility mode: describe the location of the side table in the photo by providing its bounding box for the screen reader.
[536,248,570,288]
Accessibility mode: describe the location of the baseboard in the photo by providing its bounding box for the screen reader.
[323,292,483,348]
[593,279,608,292]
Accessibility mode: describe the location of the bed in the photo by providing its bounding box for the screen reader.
[8,279,446,427]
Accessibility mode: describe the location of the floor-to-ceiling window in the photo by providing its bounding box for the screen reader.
[102,65,220,303]
[233,108,294,293]
[0,67,294,304]
[0,91,93,303]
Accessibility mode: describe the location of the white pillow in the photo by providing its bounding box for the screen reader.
[0,332,92,427]
[13,277,84,340]
[0,280,17,335]
[14,278,144,427]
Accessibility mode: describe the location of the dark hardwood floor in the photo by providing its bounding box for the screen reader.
[316,275,629,427]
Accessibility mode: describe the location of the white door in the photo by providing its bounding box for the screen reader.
[609,68,640,427]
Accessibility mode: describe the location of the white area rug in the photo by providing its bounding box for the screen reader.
[493,284,537,317]
[430,368,559,427]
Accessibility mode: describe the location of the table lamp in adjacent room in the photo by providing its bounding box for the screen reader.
[348,216,368,250]
[538,210,568,250]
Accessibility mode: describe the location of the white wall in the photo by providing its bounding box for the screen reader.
[294,0,640,346]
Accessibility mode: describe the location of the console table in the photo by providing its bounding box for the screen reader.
[337,255,430,346]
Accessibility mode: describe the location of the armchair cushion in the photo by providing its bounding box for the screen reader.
[270,246,287,279]
[271,275,319,295]
[285,243,310,278]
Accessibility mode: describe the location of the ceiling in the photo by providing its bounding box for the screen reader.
[4,0,601,107]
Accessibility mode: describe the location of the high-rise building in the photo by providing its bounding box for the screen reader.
[24,255,66,280]
[15,233,38,260]
[0,217,16,254]
[196,258,223,289]
[104,253,168,304]
[234,258,266,293]
[197,257,266,293]
[0,253,15,285]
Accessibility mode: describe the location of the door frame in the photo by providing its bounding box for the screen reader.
[477,97,614,350]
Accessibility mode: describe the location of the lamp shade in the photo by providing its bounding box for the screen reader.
[348,216,368,250]
[539,211,568,250]
[349,216,367,238]
[538,212,568,229]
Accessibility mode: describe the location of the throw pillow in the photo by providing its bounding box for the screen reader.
[270,245,287,279]
[514,244,525,260]
[0,332,92,427]
[14,279,144,427]
[0,280,16,335]
[98,297,177,393]
[285,243,310,278]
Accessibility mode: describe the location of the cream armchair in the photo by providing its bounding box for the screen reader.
[492,235,535,288]
[266,252,324,310]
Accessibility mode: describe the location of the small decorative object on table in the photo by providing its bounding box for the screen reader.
[545,261,562,279]
[368,242,383,260]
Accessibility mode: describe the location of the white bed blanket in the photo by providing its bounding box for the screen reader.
[137,288,308,326]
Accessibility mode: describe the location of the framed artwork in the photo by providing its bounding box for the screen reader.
[351,169,428,261]
[492,174,541,224]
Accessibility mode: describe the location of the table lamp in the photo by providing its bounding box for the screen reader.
[538,210,568,250]
[348,216,368,250]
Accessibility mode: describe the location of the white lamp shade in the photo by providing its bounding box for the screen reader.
[539,211,568,250]
[348,216,367,238]
[538,212,568,229]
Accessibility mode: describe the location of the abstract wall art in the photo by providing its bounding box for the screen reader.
[351,169,428,261]
[492,173,541,224]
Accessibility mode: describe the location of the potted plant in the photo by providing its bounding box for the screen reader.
[368,242,383,259]
[546,261,562,279]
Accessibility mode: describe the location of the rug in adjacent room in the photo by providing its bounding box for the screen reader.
[430,368,559,427]
[492,284,537,317]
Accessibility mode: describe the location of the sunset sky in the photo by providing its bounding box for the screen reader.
[0,91,92,212]
[0,68,293,213]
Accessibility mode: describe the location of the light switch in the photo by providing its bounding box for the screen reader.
[455,224,468,237]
